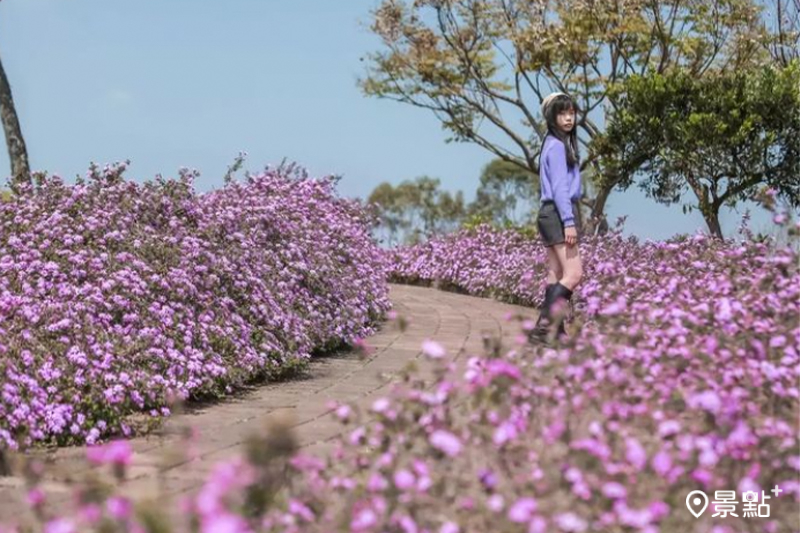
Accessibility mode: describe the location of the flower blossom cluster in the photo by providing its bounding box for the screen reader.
[0,162,391,447]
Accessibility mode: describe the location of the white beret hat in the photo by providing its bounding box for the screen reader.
[541,91,567,115]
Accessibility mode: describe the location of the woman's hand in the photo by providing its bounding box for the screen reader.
[565,226,578,246]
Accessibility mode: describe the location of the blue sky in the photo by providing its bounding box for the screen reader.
[0,0,781,241]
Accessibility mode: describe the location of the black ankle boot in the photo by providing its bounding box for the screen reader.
[556,319,567,338]
[537,283,556,316]
[529,283,557,343]
[550,283,573,339]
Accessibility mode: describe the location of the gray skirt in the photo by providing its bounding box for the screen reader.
[537,200,582,247]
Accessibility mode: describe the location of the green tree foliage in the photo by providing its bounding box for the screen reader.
[594,61,800,239]
[367,182,408,245]
[359,0,770,234]
[367,176,466,245]
[368,161,557,244]
[468,158,538,226]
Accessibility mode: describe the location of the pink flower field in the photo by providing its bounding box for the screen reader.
[0,163,391,448]
[1,181,798,533]
[200,224,795,533]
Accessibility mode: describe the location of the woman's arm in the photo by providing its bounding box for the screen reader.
[571,164,582,202]
[546,141,575,227]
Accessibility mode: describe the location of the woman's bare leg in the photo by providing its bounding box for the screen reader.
[545,246,563,284]
[552,242,583,290]
[547,242,583,337]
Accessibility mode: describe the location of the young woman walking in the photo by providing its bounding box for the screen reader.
[529,92,584,344]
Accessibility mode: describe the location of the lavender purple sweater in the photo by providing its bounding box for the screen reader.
[539,135,582,226]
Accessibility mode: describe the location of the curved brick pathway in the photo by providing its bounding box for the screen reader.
[0,284,536,523]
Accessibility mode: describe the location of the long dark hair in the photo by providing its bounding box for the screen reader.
[541,94,580,168]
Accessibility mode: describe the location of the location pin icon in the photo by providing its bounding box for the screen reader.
[686,490,709,518]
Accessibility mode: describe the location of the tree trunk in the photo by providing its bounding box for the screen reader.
[685,173,724,240]
[702,205,724,240]
[584,182,613,236]
[0,49,30,192]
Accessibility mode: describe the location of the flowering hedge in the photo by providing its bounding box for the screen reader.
[8,218,798,533]
[3,200,799,532]
[362,222,798,532]
[0,163,391,448]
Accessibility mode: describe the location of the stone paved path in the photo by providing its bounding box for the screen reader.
[0,283,536,524]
